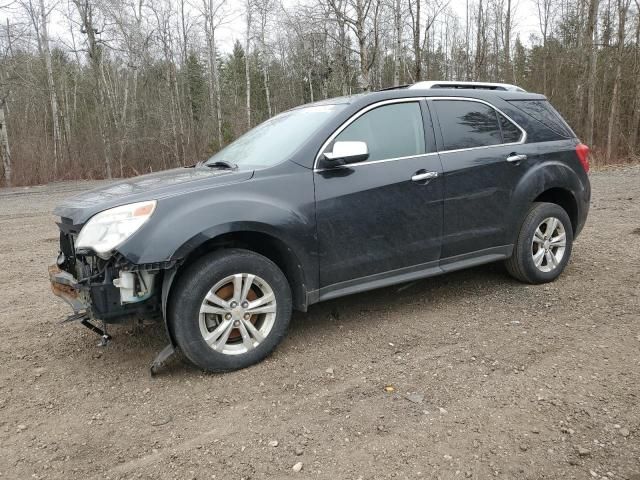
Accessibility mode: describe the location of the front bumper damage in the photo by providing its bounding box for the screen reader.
[49,253,162,322]
[48,264,85,313]
[48,263,113,346]
[49,223,175,373]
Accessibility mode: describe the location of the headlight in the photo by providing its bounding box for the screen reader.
[76,201,157,258]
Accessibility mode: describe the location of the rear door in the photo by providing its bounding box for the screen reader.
[314,99,444,292]
[429,97,529,262]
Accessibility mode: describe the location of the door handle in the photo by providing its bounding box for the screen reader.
[506,154,527,163]
[411,171,438,182]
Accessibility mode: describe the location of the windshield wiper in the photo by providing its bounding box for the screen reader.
[203,160,238,170]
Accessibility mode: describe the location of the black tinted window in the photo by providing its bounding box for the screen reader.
[507,100,574,138]
[333,102,425,161]
[499,113,523,143]
[434,100,501,150]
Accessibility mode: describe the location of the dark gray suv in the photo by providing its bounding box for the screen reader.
[49,81,591,373]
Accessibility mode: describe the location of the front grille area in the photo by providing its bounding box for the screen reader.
[53,218,162,321]
[58,231,77,276]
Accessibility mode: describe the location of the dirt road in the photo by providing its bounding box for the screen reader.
[1,168,639,480]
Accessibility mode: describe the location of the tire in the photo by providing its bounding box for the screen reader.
[168,248,292,372]
[505,202,574,284]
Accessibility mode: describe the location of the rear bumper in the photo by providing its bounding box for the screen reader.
[574,177,591,238]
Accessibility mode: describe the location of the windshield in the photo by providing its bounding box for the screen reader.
[205,104,346,169]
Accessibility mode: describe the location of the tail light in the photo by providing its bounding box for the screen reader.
[576,143,590,173]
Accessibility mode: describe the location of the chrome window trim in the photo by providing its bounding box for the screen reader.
[428,97,527,154]
[312,96,527,172]
[314,152,439,172]
[313,97,428,171]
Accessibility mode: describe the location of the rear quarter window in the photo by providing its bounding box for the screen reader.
[507,100,575,138]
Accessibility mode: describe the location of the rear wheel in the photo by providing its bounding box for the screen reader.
[169,249,292,372]
[505,202,574,284]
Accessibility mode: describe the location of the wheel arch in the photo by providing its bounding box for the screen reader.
[532,187,578,234]
[509,161,586,243]
[162,227,310,336]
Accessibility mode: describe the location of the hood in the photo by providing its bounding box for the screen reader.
[54,166,254,225]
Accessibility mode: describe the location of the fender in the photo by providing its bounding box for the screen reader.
[115,162,318,275]
[507,158,589,242]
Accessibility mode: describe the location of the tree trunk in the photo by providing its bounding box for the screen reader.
[245,4,252,129]
[214,53,223,148]
[629,4,640,153]
[205,0,224,149]
[118,72,129,176]
[393,0,401,86]
[605,0,630,161]
[172,62,186,165]
[180,0,194,150]
[474,0,485,80]
[584,0,600,146]
[465,0,471,79]
[73,0,112,178]
[504,0,513,82]
[357,17,370,90]
[338,18,349,95]
[0,99,11,187]
[39,0,63,179]
[262,34,272,118]
[414,0,422,81]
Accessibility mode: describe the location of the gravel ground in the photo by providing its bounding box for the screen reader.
[0,168,639,480]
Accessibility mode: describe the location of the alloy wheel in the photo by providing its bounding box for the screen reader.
[199,273,277,355]
[531,216,567,273]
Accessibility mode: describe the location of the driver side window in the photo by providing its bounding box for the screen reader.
[331,102,426,162]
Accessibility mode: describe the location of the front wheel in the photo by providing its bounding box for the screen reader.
[168,249,292,372]
[505,202,574,284]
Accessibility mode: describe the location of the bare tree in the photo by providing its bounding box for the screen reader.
[584,0,600,146]
[606,0,632,160]
[20,0,63,178]
[72,0,114,178]
[253,0,274,117]
[473,0,488,80]
[393,0,402,86]
[629,0,640,152]
[245,0,252,127]
[327,0,381,91]
[503,0,513,82]
[535,0,556,95]
[202,0,228,148]
[0,96,11,186]
[151,0,186,167]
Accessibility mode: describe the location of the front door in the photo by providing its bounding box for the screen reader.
[314,100,444,294]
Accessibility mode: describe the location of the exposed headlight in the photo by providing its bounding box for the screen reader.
[76,201,156,258]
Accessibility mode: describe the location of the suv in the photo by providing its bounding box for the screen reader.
[49,82,591,373]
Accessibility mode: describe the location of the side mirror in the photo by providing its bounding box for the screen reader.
[323,141,369,165]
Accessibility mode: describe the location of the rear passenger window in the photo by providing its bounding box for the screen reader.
[333,102,426,162]
[433,100,501,150]
[498,113,523,143]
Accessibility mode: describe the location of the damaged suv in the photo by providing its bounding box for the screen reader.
[50,81,591,373]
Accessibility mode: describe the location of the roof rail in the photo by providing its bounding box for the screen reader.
[377,84,411,92]
[408,81,526,92]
